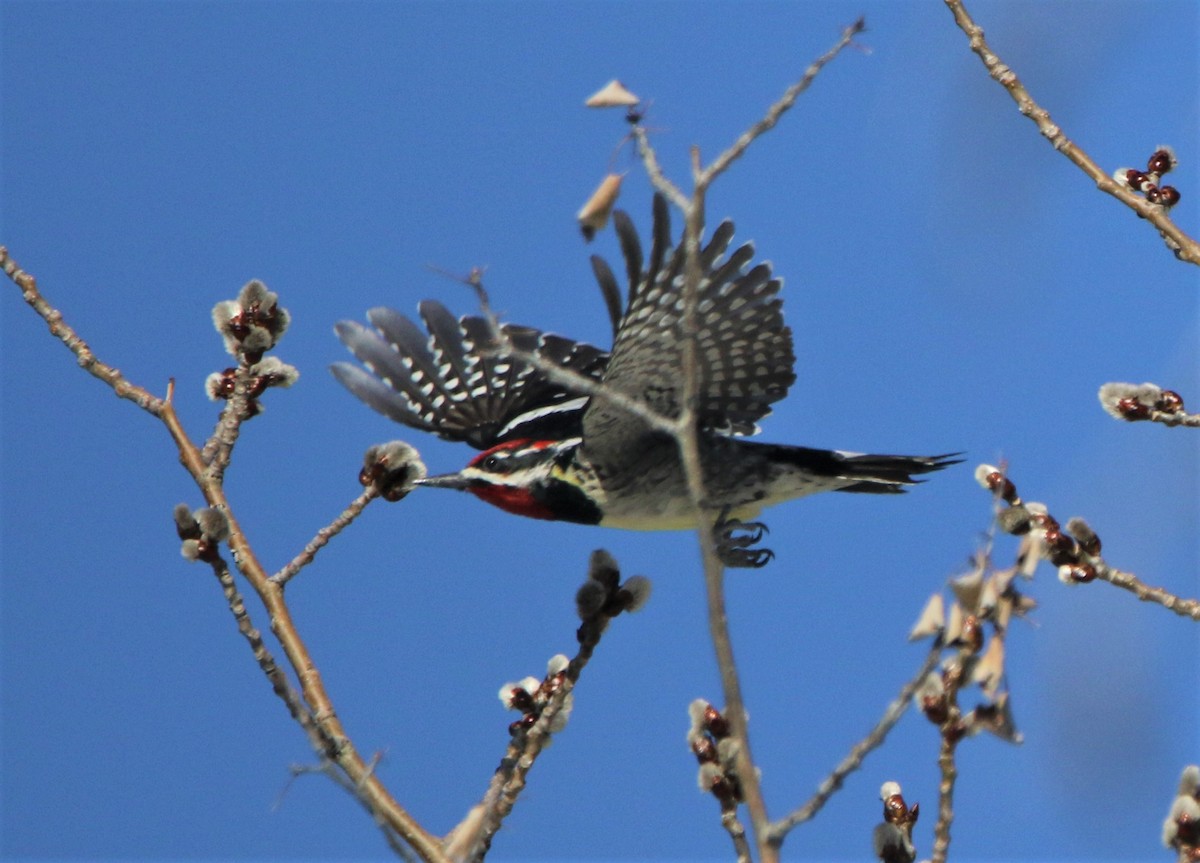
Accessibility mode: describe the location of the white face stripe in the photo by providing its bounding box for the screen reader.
[465,437,583,482]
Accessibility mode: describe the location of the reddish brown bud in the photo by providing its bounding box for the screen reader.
[1158,185,1182,207]
[1125,168,1150,191]
[1147,149,1176,175]
[961,614,984,654]
[1116,397,1152,420]
[883,793,909,824]
[211,368,238,399]
[704,705,730,738]
[1064,563,1097,583]
[709,773,740,811]
[506,687,535,713]
[194,537,218,562]
[1146,185,1163,204]
[921,693,949,725]
[692,735,717,762]
[943,719,968,743]
[982,470,1019,503]
[1158,390,1185,413]
[1032,512,1061,532]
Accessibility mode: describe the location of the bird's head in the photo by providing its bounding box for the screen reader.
[419,437,596,523]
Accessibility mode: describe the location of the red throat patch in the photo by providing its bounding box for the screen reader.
[468,483,557,521]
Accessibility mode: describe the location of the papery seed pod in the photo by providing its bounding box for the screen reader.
[908,593,945,641]
[585,79,641,108]
[577,173,624,241]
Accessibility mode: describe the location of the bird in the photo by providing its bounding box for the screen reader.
[332,195,958,566]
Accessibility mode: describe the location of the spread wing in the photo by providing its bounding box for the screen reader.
[582,195,796,469]
[332,300,608,449]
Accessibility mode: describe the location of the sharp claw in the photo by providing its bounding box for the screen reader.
[719,546,775,569]
[712,509,774,568]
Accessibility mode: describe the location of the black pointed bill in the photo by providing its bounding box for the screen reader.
[418,472,472,490]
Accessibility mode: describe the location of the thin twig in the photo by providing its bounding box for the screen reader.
[1143,410,1200,428]
[698,17,866,191]
[208,552,322,742]
[722,810,754,863]
[204,365,256,482]
[272,487,380,586]
[1092,565,1200,620]
[283,758,416,862]
[768,645,943,843]
[630,126,691,211]
[930,662,965,863]
[0,247,165,415]
[943,0,1200,265]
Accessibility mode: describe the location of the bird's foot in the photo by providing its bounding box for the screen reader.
[712,509,774,569]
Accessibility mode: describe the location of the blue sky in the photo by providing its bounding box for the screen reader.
[2,1,1197,860]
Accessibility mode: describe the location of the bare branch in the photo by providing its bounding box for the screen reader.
[272,487,380,587]
[203,365,258,481]
[207,551,321,742]
[0,247,165,415]
[769,645,943,843]
[943,0,1200,265]
[630,125,691,211]
[698,18,866,191]
[722,810,754,863]
[929,667,963,863]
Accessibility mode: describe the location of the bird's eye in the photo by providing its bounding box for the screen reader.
[482,454,501,471]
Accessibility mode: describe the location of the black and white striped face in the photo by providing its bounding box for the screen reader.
[419,437,600,523]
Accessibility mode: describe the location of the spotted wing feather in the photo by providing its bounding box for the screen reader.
[333,301,608,449]
[582,195,796,468]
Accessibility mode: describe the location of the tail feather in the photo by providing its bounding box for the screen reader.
[772,445,962,494]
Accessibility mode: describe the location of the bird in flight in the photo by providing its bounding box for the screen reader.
[333,196,957,566]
